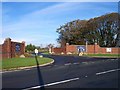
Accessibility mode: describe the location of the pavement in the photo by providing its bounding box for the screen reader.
[2,54,120,90]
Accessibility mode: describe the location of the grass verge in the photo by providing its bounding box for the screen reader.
[41,51,50,54]
[1,57,53,70]
[83,54,120,58]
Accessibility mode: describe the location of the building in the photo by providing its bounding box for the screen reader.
[0,38,25,59]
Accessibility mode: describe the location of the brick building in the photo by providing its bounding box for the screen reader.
[0,38,25,59]
[50,43,120,55]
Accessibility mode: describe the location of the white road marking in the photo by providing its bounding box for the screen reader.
[1,68,32,73]
[82,62,88,64]
[1,70,20,73]
[96,68,120,75]
[0,72,2,74]
[64,63,71,66]
[23,77,79,90]
[109,59,118,61]
[73,63,79,65]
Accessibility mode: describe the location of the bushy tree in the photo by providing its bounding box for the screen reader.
[25,44,36,52]
[57,12,120,47]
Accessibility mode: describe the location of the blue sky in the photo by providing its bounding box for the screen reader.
[2,2,118,47]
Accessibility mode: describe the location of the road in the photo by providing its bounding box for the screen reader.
[2,54,120,90]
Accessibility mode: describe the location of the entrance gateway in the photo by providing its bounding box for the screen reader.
[0,38,25,59]
[77,46,86,56]
[77,46,86,53]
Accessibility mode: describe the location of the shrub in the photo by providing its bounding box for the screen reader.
[24,53,32,57]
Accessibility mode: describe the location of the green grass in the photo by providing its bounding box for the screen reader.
[84,54,120,57]
[1,57,53,70]
[42,51,50,54]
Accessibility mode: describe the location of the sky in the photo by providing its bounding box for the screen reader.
[1,2,118,47]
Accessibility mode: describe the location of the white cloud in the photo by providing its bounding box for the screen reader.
[2,2,81,33]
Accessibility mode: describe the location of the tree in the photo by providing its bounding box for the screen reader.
[56,12,120,47]
[57,19,88,46]
[92,13,119,47]
[25,44,36,52]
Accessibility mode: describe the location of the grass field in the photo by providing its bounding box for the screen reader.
[84,54,120,57]
[1,57,53,70]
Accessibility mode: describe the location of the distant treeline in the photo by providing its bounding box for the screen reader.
[56,13,120,47]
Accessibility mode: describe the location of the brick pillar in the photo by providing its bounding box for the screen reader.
[66,43,69,54]
[51,47,54,54]
[94,43,98,54]
[22,41,25,54]
[4,38,11,58]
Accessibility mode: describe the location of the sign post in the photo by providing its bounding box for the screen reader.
[106,48,112,53]
[77,46,86,56]
[34,48,45,89]
[35,49,38,56]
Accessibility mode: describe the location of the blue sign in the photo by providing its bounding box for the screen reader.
[16,43,20,52]
[77,46,86,52]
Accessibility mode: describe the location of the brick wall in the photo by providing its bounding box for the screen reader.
[51,47,66,54]
[51,43,120,55]
[98,47,120,54]
[66,45,77,54]
[11,41,25,58]
[0,38,25,59]
[87,43,99,54]
[87,45,95,54]
[87,44,120,54]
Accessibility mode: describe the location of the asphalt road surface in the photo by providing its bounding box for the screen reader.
[2,54,120,90]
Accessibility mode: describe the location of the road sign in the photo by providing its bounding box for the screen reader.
[35,49,38,54]
[77,46,86,52]
[106,48,112,52]
[16,43,20,52]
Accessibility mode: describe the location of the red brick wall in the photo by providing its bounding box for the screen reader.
[66,45,77,54]
[0,38,25,59]
[98,47,119,54]
[51,43,120,55]
[2,38,11,58]
[11,42,25,58]
[86,45,95,54]
[111,48,120,54]
[86,44,119,54]
[51,47,66,54]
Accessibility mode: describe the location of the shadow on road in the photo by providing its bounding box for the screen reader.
[35,55,45,90]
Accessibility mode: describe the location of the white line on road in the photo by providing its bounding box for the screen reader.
[73,63,79,65]
[96,68,120,75]
[23,77,79,90]
[64,63,71,66]
[1,68,32,74]
[109,59,118,61]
